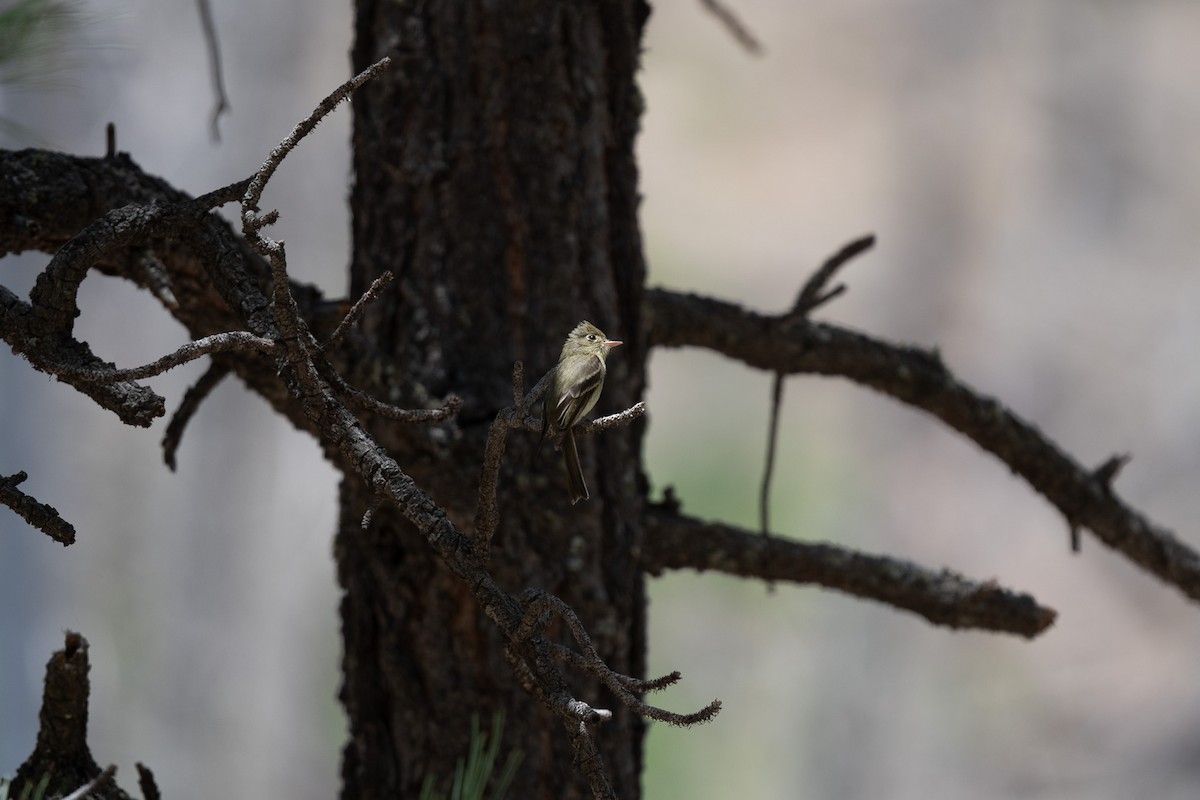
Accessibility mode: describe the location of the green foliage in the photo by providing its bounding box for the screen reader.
[0,0,82,87]
[0,772,52,800]
[419,712,523,800]
[0,0,84,144]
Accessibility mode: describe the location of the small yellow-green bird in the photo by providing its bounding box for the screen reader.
[542,321,623,504]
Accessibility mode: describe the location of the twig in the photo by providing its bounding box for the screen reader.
[241,58,393,382]
[519,589,722,726]
[0,471,76,545]
[196,0,229,142]
[641,508,1057,638]
[242,57,392,218]
[163,360,231,470]
[792,233,875,315]
[1067,453,1133,552]
[135,252,180,311]
[56,330,276,383]
[761,235,876,536]
[3,283,165,425]
[473,362,527,556]
[522,366,555,412]
[136,763,162,800]
[578,402,646,433]
[320,270,395,351]
[195,177,253,210]
[323,363,462,422]
[760,372,784,537]
[698,0,763,55]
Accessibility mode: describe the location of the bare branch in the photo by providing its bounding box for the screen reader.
[135,252,180,311]
[136,763,161,800]
[645,286,1200,606]
[321,363,462,423]
[502,639,623,800]
[473,362,527,556]
[763,235,876,533]
[1,471,76,545]
[564,722,618,800]
[579,402,646,434]
[1093,452,1132,486]
[239,60,394,399]
[241,57,392,217]
[195,177,253,210]
[1070,453,1133,551]
[641,508,1057,638]
[760,372,784,537]
[163,360,231,470]
[2,287,165,425]
[792,233,875,315]
[0,167,261,427]
[519,589,723,726]
[57,330,276,383]
[698,0,763,55]
[195,0,229,142]
[27,196,229,339]
[320,270,394,351]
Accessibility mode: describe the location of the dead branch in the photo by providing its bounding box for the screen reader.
[792,233,875,316]
[519,589,723,726]
[319,270,393,351]
[641,508,1056,638]
[135,763,161,800]
[763,235,876,535]
[162,360,231,470]
[195,0,229,142]
[11,632,135,800]
[1,471,76,545]
[645,286,1200,605]
[57,330,277,383]
[698,0,763,55]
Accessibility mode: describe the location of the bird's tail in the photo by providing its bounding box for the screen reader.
[563,428,589,504]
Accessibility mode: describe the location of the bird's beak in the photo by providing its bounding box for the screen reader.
[606,340,623,349]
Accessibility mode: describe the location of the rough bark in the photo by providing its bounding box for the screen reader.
[338,3,651,798]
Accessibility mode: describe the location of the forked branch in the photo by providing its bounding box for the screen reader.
[645,285,1200,604]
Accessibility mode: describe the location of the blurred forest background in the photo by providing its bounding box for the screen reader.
[4,1,1200,798]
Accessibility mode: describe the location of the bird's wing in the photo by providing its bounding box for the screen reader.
[555,354,605,429]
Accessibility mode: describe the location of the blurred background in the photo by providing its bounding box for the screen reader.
[3,1,1200,798]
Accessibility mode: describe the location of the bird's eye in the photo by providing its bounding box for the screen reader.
[587,334,597,341]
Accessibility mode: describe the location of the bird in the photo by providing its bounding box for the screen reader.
[541,321,623,503]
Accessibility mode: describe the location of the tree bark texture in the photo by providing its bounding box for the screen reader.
[339,3,652,798]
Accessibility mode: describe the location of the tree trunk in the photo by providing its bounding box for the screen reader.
[339,3,651,797]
